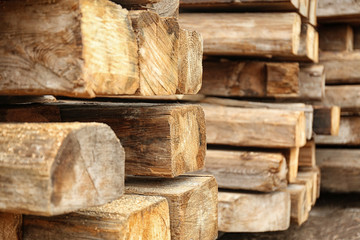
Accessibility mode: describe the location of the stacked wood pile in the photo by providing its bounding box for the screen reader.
[0,0,219,239]
[177,0,337,233]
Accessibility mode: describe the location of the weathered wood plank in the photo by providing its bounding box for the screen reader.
[0,122,125,216]
[298,64,325,100]
[0,102,206,178]
[315,116,360,145]
[319,24,353,51]
[286,184,309,225]
[284,147,300,183]
[296,170,318,205]
[125,175,218,240]
[323,85,360,110]
[0,213,22,240]
[313,105,340,135]
[117,0,179,17]
[316,148,360,192]
[218,191,291,232]
[177,29,203,94]
[355,25,360,49]
[23,195,171,240]
[294,23,318,62]
[0,0,139,98]
[299,140,316,167]
[203,104,306,148]
[307,0,317,26]
[179,13,302,58]
[199,149,287,192]
[317,0,360,23]
[130,11,179,96]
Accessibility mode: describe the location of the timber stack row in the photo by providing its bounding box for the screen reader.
[178,0,339,234]
[0,0,219,240]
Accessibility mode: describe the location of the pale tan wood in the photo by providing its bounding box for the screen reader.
[0,122,125,216]
[315,116,360,145]
[0,213,22,240]
[118,0,179,17]
[114,0,161,4]
[125,175,218,240]
[296,170,318,205]
[130,11,179,96]
[316,148,360,192]
[293,23,318,62]
[286,184,309,225]
[320,51,360,84]
[201,97,313,140]
[23,195,171,240]
[177,29,203,94]
[0,102,206,178]
[307,0,317,26]
[199,149,287,192]
[294,175,312,210]
[218,191,291,232]
[323,85,360,110]
[355,25,360,49]
[0,0,139,98]
[317,0,360,23]
[313,105,340,135]
[179,13,301,58]
[284,147,300,183]
[319,24,353,51]
[299,140,316,167]
[203,104,306,148]
[298,64,325,100]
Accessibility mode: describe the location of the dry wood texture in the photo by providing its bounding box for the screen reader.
[320,51,360,84]
[355,25,360,49]
[324,85,360,111]
[0,122,125,216]
[317,0,360,23]
[296,170,318,205]
[313,105,340,135]
[286,184,309,225]
[298,64,325,100]
[130,11,179,96]
[284,147,300,183]
[299,140,316,167]
[0,213,22,240]
[293,23,318,62]
[179,13,301,58]
[0,102,206,178]
[307,0,317,26]
[117,0,179,17]
[0,0,139,98]
[316,148,360,192]
[125,175,218,240]
[23,195,171,240]
[201,98,313,140]
[177,29,203,94]
[203,104,306,148]
[218,191,291,232]
[199,149,287,192]
[319,24,353,51]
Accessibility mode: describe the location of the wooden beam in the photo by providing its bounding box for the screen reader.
[23,195,171,239]
[0,122,125,216]
[315,116,360,145]
[218,191,291,232]
[130,11,179,96]
[298,64,325,100]
[354,25,360,49]
[179,13,302,59]
[125,175,218,240]
[201,98,313,140]
[266,62,300,97]
[307,0,317,26]
[203,104,306,148]
[320,51,360,84]
[299,140,316,167]
[0,102,206,178]
[199,149,287,192]
[313,105,340,135]
[286,184,309,225]
[323,85,360,111]
[0,0,139,98]
[284,147,300,183]
[116,0,179,18]
[294,23,318,62]
[296,170,318,205]
[316,148,360,192]
[317,0,360,23]
[177,29,203,94]
[0,213,22,240]
[319,24,353,51]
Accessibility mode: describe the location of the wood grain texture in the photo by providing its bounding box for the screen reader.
[297,23,318,62]
[317,0,360,23]
[284,147,300,183]
[296,170,318,205]
[23,195,171,240]
[118,0,179,17]
[316,148,360,192]
[298,64,325,100]
[177,29,203,94]
[199,149,287,192]
[0,102,206,178]
[179,13,301,58]
[201,98,313,140]
[319,24,353,51]
[0,122,125,216]
[130,11,179,96]
[307,0,317,26]
[0,0,139,98]
[320,51,360,84]
[266,62,300,97]
[125,175,218,240]
[323,85,360,110]
[218,191,291,232]
[203,104,306,148]
[299,140,316,167]
[0,213,22,240]
[313,105,340,135]
[315,116,360,145]
[286,184,309,225]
